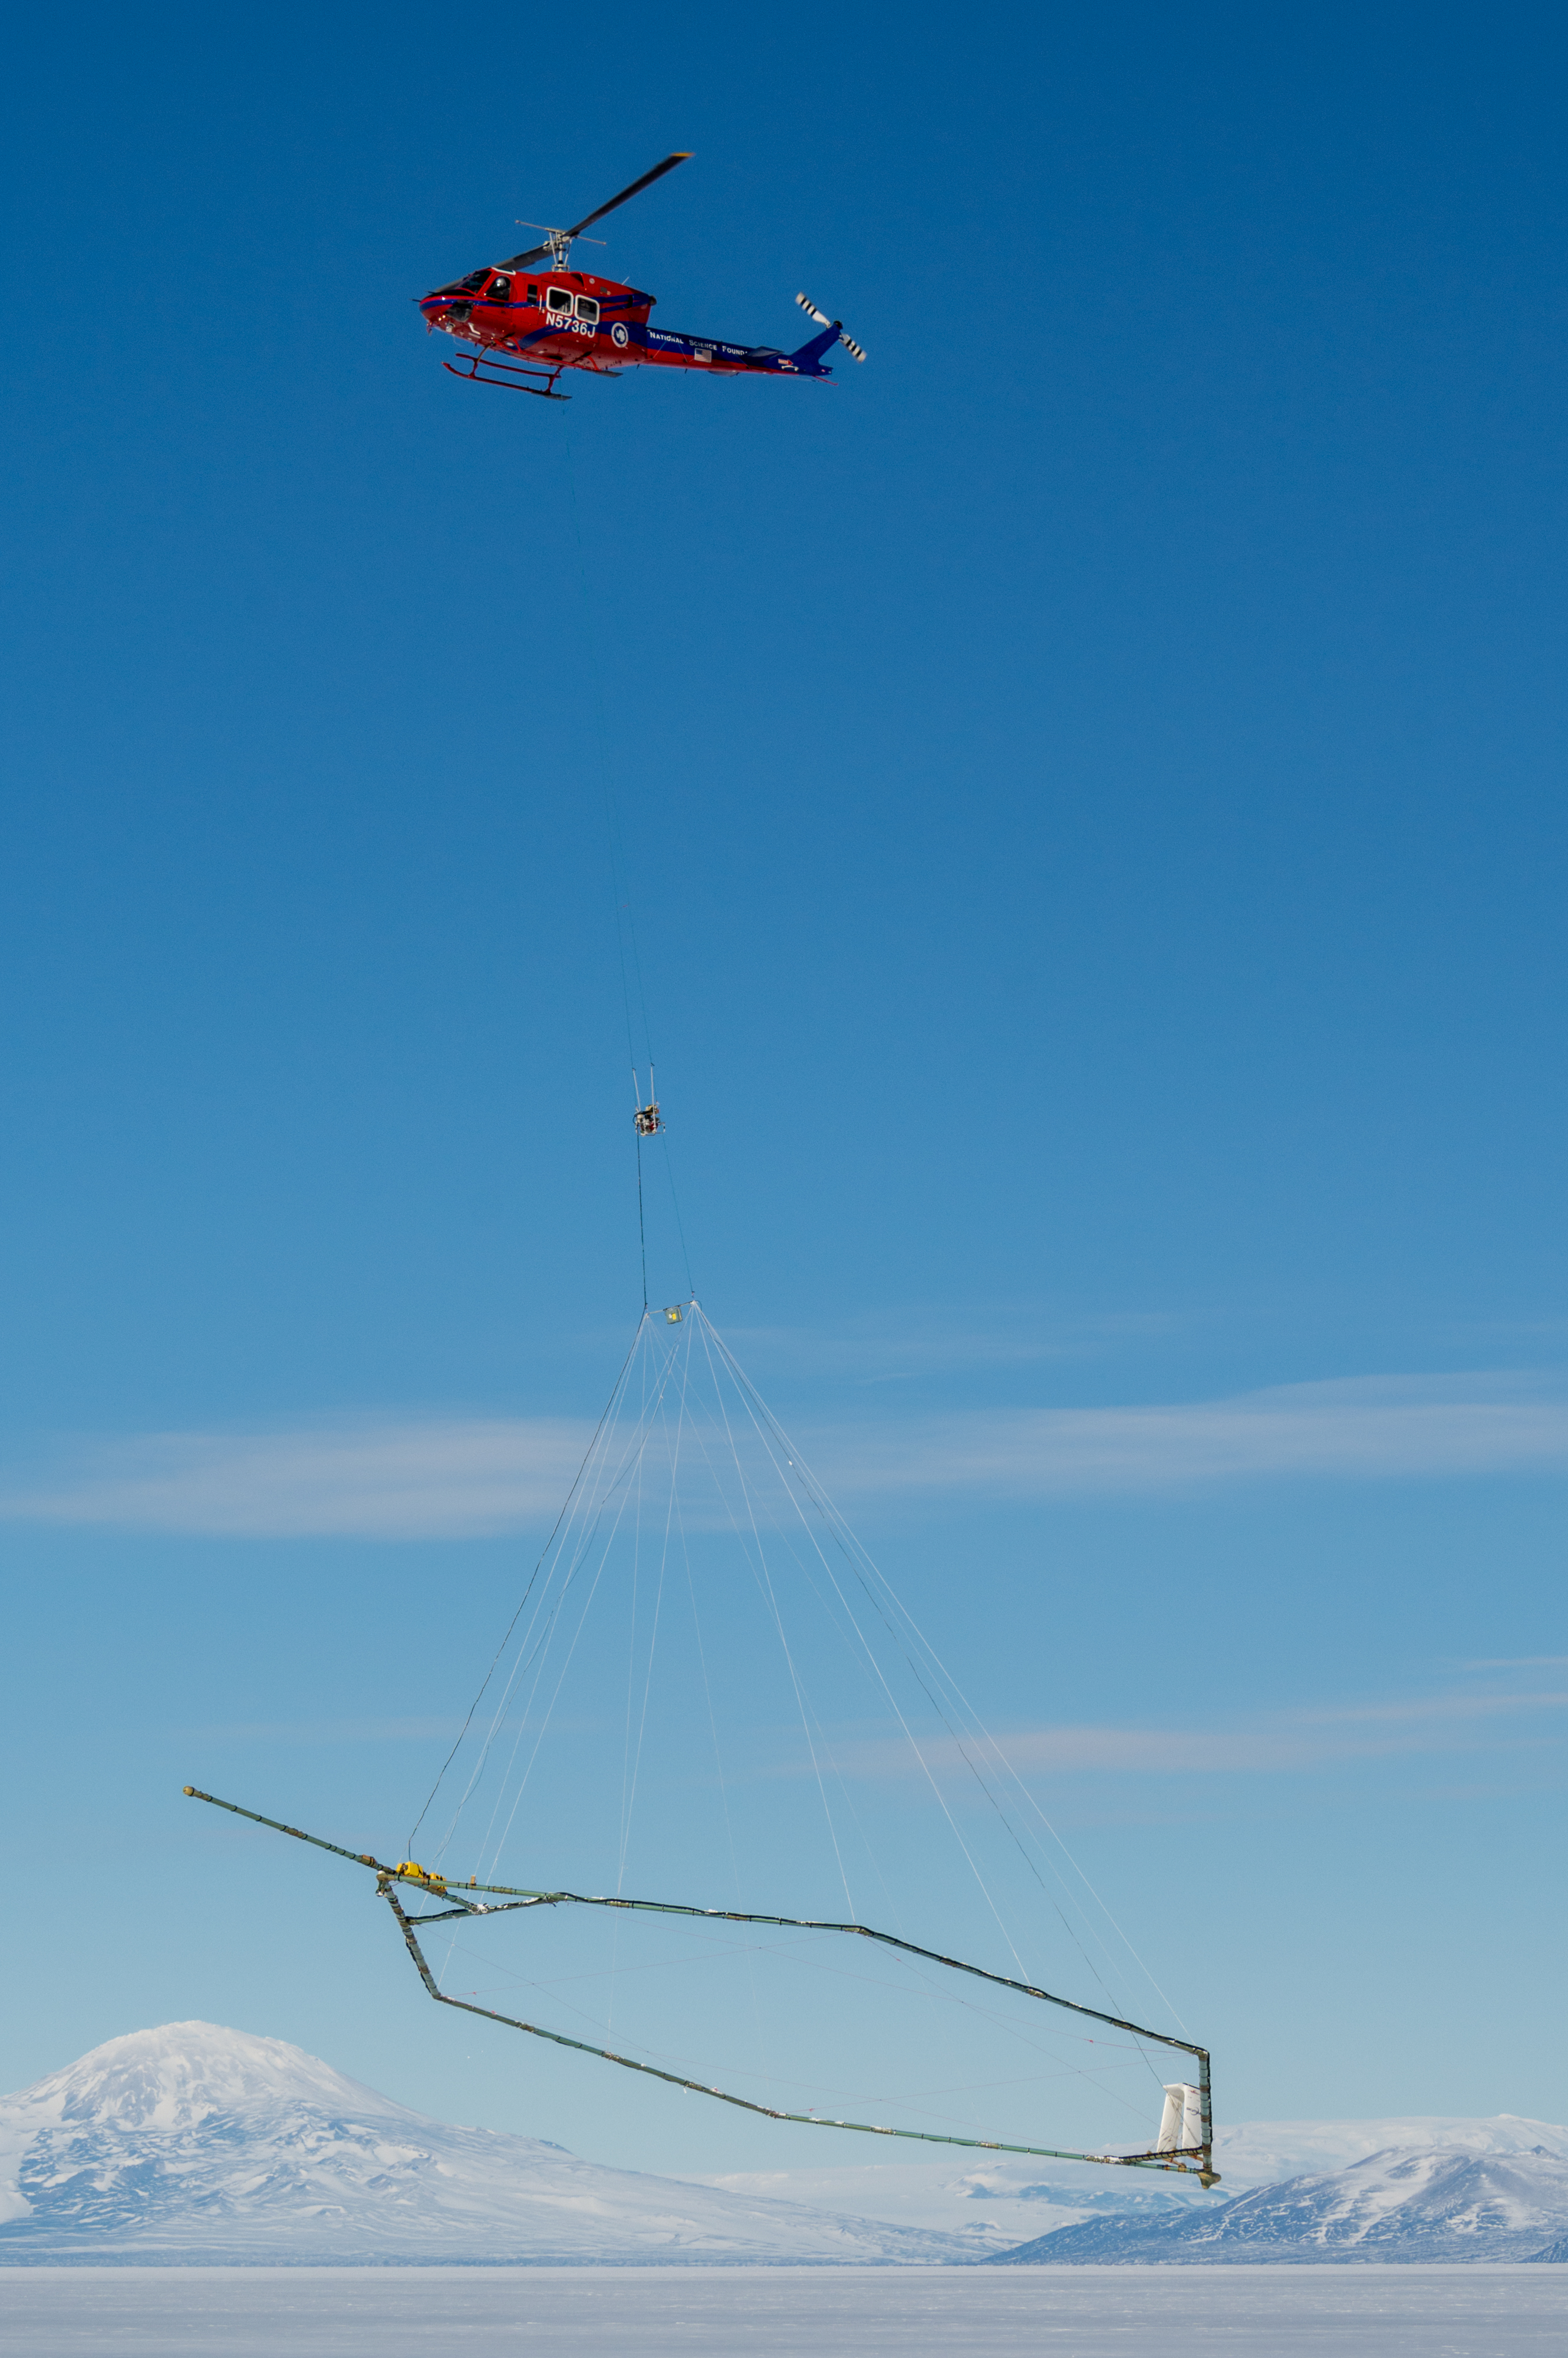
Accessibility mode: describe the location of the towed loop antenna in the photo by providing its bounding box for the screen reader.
[180,1784,1219,2184]
[182,1305,1217,2184]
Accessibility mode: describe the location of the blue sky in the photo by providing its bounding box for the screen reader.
[4,0,1568,2178]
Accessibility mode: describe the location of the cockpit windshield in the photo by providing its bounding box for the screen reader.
[429,267,493,299]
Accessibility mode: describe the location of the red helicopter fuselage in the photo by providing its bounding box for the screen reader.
[420,264,838,396]
[419,154,861,399]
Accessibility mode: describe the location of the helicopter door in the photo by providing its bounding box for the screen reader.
[545,286,573,332]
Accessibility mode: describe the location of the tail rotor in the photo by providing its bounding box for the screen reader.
[795,291,867,363]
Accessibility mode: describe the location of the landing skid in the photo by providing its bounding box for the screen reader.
[443,352,570,399]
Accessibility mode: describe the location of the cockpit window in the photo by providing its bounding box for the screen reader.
[546,286,572,315]
[574,294,599,325]
[488,275,512,304]
[462,269,489,292]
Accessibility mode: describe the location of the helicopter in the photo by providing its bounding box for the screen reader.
[419,153,866,400]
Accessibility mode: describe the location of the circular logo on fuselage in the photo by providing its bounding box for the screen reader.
[611,322,630,348]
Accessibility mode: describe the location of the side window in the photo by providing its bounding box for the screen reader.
[489,275,512,304]
[546,286,572,315]
[526,285,539,305]
[575,295,599,326]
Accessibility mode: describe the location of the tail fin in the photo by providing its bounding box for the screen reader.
[790,318,843,367]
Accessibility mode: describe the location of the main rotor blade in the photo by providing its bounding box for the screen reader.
[565,152,691,240]
[499,154,691,272]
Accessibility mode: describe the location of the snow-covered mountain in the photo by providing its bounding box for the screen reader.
[0,2023,976,2264]
[988,2133,1568,2264]
[7,2027,1564,2266]
[869,2114,1568,2247]
[1213,2112,1568,2188]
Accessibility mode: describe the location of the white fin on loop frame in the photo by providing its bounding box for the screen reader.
[1158,2081,1204,2153]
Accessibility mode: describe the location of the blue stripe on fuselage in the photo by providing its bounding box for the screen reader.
[424,302,831,375]
[633,324,827,373]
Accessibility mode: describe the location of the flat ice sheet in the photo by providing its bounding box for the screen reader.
[1,2265,1564,2357]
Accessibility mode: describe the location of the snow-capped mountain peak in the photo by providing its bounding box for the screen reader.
[1214,2112,1568,2188]
[987,2136,1568,2265]
[11,2021,407,2138]
[0,2021,974,2263]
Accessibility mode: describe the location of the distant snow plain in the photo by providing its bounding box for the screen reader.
[3,2265,1567,2358]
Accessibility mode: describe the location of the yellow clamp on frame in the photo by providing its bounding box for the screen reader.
[396,1860,448,1893]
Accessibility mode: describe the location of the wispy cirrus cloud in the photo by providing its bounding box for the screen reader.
[0,1417,592,1539]
[811,1371,1568,1500]
[3,1369,1567,1539]
[727,1308,1181,1383]
[832,1685,1568,1779]
[1458,1655,1568,1671]
[183,1715,464,1744]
